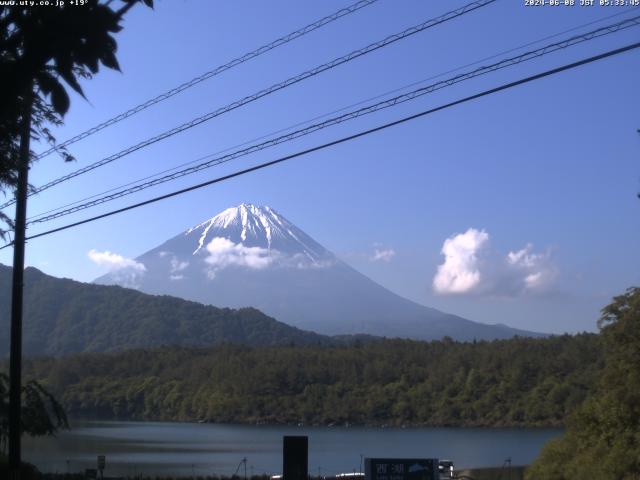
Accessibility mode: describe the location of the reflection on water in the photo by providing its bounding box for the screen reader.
[24,420,563,476]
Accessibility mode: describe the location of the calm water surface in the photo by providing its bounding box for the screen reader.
[24,421,562,476]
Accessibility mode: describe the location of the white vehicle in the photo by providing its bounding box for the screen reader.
[438,460,454,479]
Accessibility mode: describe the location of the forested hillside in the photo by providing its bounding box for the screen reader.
[527,288,640,479]
[0,265,332,356]
[23,334,601,427]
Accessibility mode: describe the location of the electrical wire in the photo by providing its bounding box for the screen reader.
[26,7,639,222]
[0,0,496,210]
[34,0,381,161]
[1,40,636,250]
[25,14,640,226]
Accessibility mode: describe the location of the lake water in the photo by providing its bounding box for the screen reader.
[23,421,563,477]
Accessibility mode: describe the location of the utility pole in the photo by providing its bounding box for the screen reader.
[9,82,33,480]
[234,457,248,479]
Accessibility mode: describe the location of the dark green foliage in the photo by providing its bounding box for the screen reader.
[0,457,41,480]
[0,265,332,356]
[21,333,601,427]
[0,1,153,237]
[0,372,68,455]
[456,466,527,480]
[527,287,640,479]
[0,0,153,120]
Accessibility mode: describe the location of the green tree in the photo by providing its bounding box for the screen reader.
[19,332,601,427]
[0,372,68,456]
[0,0,153,237]
[527,287,640,479]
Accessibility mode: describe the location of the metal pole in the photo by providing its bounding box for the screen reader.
[8,83,33,479]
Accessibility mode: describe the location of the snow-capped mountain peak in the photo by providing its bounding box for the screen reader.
[186,203,330,262]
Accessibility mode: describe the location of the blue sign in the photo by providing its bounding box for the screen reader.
[364,458,438,480]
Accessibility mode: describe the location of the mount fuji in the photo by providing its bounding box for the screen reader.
[95,204,542,341]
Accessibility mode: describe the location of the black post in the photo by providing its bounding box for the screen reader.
[283,436,308,480]
[9,84,33,479]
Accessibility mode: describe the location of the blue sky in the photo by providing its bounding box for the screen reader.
[1,0,639,334]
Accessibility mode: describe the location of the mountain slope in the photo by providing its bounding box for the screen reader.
[96,203,544,341]
[0,264,331,357]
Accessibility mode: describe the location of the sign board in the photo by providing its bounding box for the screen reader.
[364,458,438,480]
[283,435,308,480]
[97,455,106,470]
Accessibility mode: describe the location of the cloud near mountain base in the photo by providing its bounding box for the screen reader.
[88,249,146,272]
[204,237,274,276]
[88,249,146,288]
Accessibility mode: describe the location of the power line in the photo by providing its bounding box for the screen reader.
[0,0,496,210]
[34,0,381,161]
[2,40,636,250]
[26,7,640,223]
[25,15,640,226]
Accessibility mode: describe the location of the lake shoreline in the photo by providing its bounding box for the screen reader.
[67,415,565,430]
[23,420,562,476]
[6,468,531,480]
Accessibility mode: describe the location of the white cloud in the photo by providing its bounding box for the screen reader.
[204,237,273,276]
[371,247,396,263]
[433,228,488,294]
[432,229,556,296]
[202,239,333,276]
[506,244,557,292]
[158,253,189,279]
[170,257,189,273]
[88,249,146,272]
[288,254,335,269]
[88,249,146,288]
